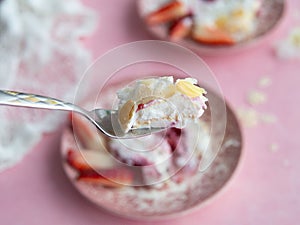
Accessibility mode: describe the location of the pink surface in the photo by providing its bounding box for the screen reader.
[0,0,299,224]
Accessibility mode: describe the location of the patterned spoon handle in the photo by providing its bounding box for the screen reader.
[0,90,77,112]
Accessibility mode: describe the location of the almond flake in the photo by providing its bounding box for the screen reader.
[247,90,267,106]
[175,80,206,98]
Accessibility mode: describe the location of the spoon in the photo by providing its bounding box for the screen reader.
[0,90,165,139]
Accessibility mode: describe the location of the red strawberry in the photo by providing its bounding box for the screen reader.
[192,26,235,45]
[69,112,106,150]
[66,149,115,171]
[77,168,134,188]
[166,127,182,152]
[169,16,193,41]
[146,1,188,25]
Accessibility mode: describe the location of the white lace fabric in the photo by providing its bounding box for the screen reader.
[0,0,97,172]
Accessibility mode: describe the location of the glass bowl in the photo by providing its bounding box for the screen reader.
[60,41,243,220]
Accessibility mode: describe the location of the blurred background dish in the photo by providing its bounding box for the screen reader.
[137,0,286,55]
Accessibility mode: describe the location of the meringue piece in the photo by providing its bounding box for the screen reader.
[117,76,207,133]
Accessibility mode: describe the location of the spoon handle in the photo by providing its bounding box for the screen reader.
[0,90,78,112]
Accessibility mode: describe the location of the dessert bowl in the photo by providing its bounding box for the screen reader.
[60,81,242,220]
[60,41,243,220]
[137,0,286,55]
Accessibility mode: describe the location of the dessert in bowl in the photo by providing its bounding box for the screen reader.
[61,75,243,219]
[137,0,285,54]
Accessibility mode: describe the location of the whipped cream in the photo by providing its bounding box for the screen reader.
[116,76,207,133]
[109,119,209,186]
[189,0,261,41]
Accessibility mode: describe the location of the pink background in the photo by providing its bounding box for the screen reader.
[0,0,299,224]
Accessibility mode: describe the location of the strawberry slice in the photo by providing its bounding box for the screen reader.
[169,16,193,41]
[70,112,106,150]
[146,1,188,25]
[192,26,235,45]
[66,149,115,171]
[77,168,134,188]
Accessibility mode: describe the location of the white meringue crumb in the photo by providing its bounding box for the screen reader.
[275,27,300,60]
[237,107,277,127]
[260,113,277,124]
[237,107,259,127]
[270,143,279,152]
[247,90,267,106]
[258,76,272,88]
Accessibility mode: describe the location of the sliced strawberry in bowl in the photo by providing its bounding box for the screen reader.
[192,26,235,45]
[146,1,189,25]
[66,149,116,171]
[70,112,106,150]
[77,167,134,188]
[169,16,193,41]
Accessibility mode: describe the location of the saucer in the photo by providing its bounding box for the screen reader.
[60,83,243,220]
